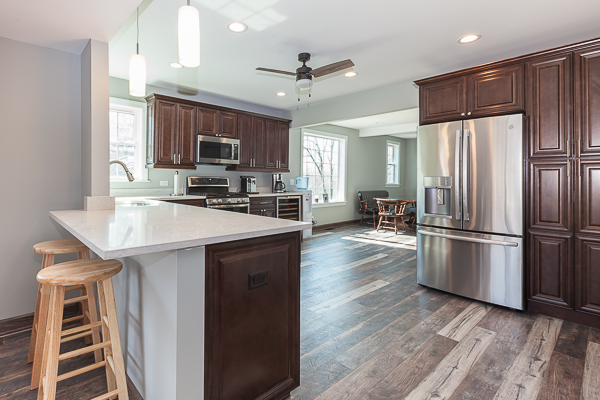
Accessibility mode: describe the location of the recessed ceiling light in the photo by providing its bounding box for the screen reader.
[170,62,183,69]
[458,34,481,44]
[228,22,248,33]
[276,92,286,97]
[344,71,357,77]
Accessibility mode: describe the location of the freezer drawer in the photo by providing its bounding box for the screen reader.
[417,227,523,310]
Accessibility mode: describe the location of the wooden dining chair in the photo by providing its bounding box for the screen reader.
[375,199,409,234]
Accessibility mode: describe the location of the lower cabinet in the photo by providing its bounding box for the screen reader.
[576,235,600,316]
[204,232,301,400]
[162,199,206,207]
[528,229,574,309]
[250,197,277,217]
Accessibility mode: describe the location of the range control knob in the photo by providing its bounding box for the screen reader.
[217,199,223,204]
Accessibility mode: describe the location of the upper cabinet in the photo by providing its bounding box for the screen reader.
[146,94,290,171]
[574,45,600,157]
[418,64,524,125]
[527,54,572,158]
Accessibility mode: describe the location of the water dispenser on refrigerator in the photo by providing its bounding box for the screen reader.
[423,176,453,218]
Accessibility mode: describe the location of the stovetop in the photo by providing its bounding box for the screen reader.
[189,192,249,198]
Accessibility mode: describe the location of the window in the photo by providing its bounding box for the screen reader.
[386,141,401,186]
[301,129,347,205]
[109,98,147,182]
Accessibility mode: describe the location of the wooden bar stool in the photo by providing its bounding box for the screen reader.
[29,239,102,390]
[36,259,129,400]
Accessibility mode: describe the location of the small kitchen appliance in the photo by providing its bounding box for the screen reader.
[272,174,286,193]
[295,176,309,190]
[240,176,258,194]
[187,176,249,213]
[196,135,240,165]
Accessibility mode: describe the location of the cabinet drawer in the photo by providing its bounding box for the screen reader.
[250,197,277,207]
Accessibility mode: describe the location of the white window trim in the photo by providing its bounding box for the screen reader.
[300,128,348,205]
[109,97,149,182]
[385,140,401,188]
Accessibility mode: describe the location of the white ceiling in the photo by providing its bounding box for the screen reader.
[108,0,600,111]
[331,108,419,139]
[0,0,142,53]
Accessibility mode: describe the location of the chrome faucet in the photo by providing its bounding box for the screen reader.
[110,160,135,182]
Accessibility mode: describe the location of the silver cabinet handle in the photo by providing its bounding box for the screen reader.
[174,154,176,165]
[567,140,570,157]
[463,129,471,221]
[567,161,571,177]
[578,139,581,156]
[455,130,462,220]
[461,113,465,116]
[467,112,472,116]
[178,154,181,164]
[419,230,519,247]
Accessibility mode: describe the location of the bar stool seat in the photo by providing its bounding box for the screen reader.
[37,259,122,286]
[29,239,101,391]
[35,259,128,400]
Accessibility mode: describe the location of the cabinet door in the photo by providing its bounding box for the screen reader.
[237,114,253,168]
[528,229,574,309]
[577,158,600,235]
[467,64,524,118]
[219,111,238,138]
[198,108,218,136]
[204,233,300,400]
[154,99,178,166]
[574,46,600,156]
[527,55,572,158]
[278,122,290,170]
[253,118,266,168]
[576,235,600,316]
[419,77,466,125]
[265,120,279,168]
[177,104,197,168]
[528,159,572,232]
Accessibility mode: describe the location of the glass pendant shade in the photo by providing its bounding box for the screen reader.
[129,53,147,97]
[178,5,200,67]
[296,78,313,90]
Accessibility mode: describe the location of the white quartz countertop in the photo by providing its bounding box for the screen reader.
[50,201,310,259]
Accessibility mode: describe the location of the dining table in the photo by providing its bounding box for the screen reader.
[373,198,417,233]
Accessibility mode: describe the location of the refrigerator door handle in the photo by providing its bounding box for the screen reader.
[418,230,519,247]
[463,129,471,221]
[455,130,462,220]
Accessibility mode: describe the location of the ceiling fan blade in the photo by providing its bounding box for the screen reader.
[256,67,296,76]
[311,59,355,78]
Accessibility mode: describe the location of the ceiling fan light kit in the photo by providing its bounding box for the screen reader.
[178,0,200,67]
[257,52,355,98]
[129,7,146,97]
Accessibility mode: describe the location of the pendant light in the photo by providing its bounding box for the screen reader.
[178,0,200,67]
[129,8,146,97]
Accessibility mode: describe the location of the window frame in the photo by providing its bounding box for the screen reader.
[109,97,148,182]
[300,129,348,207]
[385,140,401,187]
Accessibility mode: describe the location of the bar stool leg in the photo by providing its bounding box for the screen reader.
[83,282,103,363]
[28,255,54,363]
[38,286,65,400]
[98,278,129,400]
[30,284,51,390]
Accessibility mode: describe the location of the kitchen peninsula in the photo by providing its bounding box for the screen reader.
[50,201,309,400]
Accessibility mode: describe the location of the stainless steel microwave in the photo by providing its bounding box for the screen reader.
[196,135,240,165]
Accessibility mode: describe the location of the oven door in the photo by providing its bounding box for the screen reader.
[207,204,250,214]
[196,135,240,165]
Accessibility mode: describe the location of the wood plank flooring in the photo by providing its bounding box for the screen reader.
[291,224,600,400]
[1,223,598,400]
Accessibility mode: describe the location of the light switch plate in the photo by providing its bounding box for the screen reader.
[289,179,295,186]
[160,181,169,187]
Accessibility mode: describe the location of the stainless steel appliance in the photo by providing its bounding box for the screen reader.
[240,176,258,194]
[416,114,524,310]
[196,135,240,165]
[187,176,250,213]
[272,174,286,193]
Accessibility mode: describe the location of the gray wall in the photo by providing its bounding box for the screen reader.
[404,139,417,198]
[0,37,82,320]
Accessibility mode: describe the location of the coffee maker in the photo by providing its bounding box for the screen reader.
[240,176,257,194]
[272,174,286,193]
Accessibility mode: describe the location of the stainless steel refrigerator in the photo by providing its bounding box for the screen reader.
[416,114,524,310]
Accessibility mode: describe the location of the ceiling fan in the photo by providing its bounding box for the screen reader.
[257,53,355,95]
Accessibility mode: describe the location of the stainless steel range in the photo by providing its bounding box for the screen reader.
[187,176,250,213]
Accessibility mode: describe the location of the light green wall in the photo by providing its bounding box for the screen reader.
[404,139,417,198]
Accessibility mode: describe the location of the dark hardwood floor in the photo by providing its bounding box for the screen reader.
[1,223,599,399]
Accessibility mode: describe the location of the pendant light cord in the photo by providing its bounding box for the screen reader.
[136,7,140,55]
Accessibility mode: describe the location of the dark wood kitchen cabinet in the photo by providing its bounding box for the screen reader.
[146,95,196,169]
[235,115,267,169]
[204,232,300,400]
[198,107,238,138]
[250,196,277,217]
[418,64,524,125]
[162,199,206,207]
[527,54,572,158]
[576,235,600,317]
[528,229,574,309]
[574,45,600,156]
[528,159,573,232]
[576,158,600,235]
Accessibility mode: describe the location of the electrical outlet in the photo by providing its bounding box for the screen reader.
[160,181,169,187]
[289,179,295,186]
